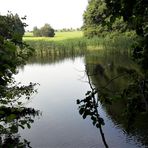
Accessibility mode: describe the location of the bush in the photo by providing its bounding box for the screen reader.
[33,24,55,37]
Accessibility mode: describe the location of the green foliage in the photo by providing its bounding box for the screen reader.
[83,0,108,37]
[23,31,135,62]
[83,0,148,69]
[0,106,40,147]
[25,37,87,57]
[0,13,40,147]
[33,24,55,37]
[0,13,34,87]
[104,0,148,69]
[104,0,147,35]
[77,78,109,147]
[77,90,105,126]
[82,0,128,37]
[33,26,41,37]
[0,13,25,43]
[82,0,148,118]
[0,12,35,108]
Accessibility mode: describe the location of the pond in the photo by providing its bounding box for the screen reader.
[13,52,148,148]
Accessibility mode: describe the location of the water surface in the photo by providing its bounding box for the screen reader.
[15,56,146,148]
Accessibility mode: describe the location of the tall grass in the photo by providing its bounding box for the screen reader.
[24,31,136,57]
[25,38,88,57]
[102,31,136,54]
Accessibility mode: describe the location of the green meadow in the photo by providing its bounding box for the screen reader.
[23,31,83,41]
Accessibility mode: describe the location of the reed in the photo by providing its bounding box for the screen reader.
[25,38,88,57]
[24,31,135,57]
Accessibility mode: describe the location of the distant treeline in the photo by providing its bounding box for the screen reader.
[31,26,82,36]
[56,28,81,32]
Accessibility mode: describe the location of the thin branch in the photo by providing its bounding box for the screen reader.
[85,65,109,148]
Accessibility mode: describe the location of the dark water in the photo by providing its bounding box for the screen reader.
[13,52,148,148]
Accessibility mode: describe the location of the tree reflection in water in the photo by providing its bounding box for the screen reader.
[77,60,148,148]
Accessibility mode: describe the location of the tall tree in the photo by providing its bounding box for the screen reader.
[82,0,128,37]
[0,14,40,147]
[0,12,34,104]
[83,0,108,37]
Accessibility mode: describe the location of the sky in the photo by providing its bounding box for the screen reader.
[0,0,88,31]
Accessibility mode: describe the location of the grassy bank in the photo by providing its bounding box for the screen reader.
[24,31,136,57]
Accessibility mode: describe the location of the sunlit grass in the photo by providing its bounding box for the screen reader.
[24,31,135,57]
[23,31,83,41]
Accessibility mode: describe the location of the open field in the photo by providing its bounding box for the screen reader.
[23,31,83,41]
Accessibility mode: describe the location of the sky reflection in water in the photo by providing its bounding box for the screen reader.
[14,57,143,148]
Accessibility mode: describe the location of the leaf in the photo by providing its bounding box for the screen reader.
[19,124,25,129]
[6,114,16,122]
[1,100,8,104]
[82,113,87,119]
[99,117,105,126]
[27,123,31,129]
[85,91,91,96]
[92,120,97,125]
[96,124,100,128]
[76,99,80,104]
[29,119,34,123]
[17,102,22,105]
[91,116,96,121]
[79,108,84,115]
[20,120,27,125]
[10,125,18,133]
[0,111,5,115]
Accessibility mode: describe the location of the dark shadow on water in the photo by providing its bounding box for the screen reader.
[80,51,148,148]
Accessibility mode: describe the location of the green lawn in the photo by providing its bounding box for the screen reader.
[23,31,83,41]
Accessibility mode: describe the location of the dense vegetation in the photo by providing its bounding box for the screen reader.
[0,13,35,102]
[0,13,39,147]
[82,0,148,102]
[33,23,55,37]
[83,0,148,69]
[24,31,135,58]
[78,1,148,145]
[82,0,128,37]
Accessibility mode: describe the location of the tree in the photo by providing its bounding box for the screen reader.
[0,12,35,105]
[83,0,108,37]
[103,0,148,116]
[82,0,128,37]
[0,12,39,147]
[33,26,41,37]
[33,24,55,37]
[104,0,148,69]
[81,0,148,138]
